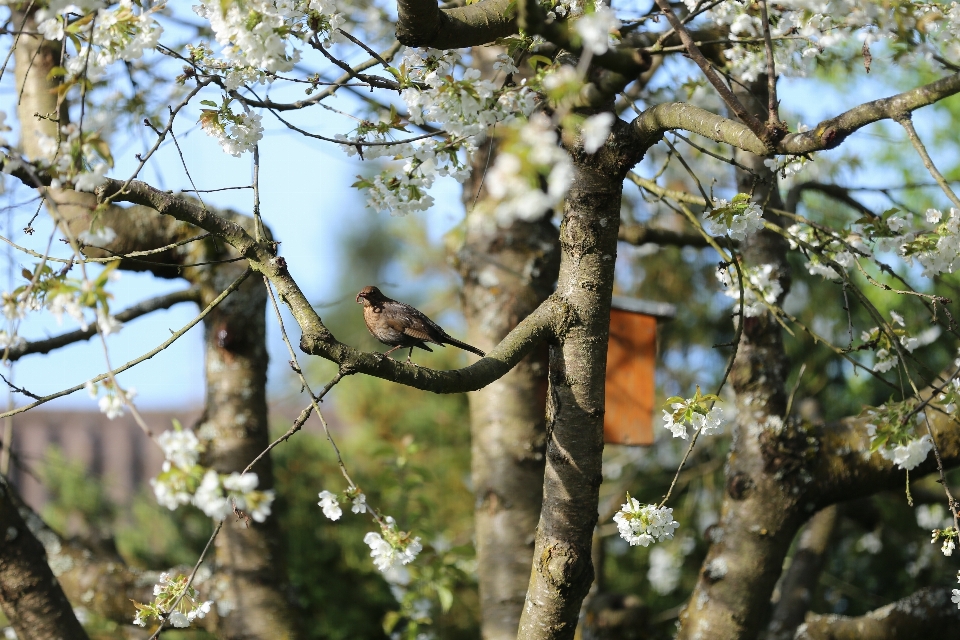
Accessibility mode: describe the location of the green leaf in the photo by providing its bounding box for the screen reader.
[437,585,454,612]
[526,55,553,70]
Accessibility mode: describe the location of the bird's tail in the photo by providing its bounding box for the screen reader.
[444,336,485,357]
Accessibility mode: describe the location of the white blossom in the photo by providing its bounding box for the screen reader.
[157,428,202,472]
[48,292,89,330]
[351,493,367,514]
[194,470,232,520]
[613,497,679,547]
[169,611,189,628]
[692,407,725,436]
[662,403,689,439]
[318,490,342,521]
[704,197,765,242]
[363,530,423,573]
[877,434,933,471]
[97,386,134,420]
[574,5,620,55]
[581,112,614,154]
[202,111,264,157]
[943,537,956,557]
[74,163,108,191]
[716,264,782,317]
[96,309,123,336]
[187,600,213,622]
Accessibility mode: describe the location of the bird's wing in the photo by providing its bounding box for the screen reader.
[397,303,446,345]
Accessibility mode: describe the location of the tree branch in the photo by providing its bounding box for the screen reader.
[4,287,200,362]
[0,476,89,640]
[631,73,960,156]
[618,223,714,248]
[93,178,559,394]
[796,587,960,639]
[395,0,518,48]
[812,407,960,507]
[785,181,875,217]
[652,0,770,144]
[764,505,838,640]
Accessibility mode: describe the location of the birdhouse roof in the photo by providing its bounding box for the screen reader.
[610,296,677,318]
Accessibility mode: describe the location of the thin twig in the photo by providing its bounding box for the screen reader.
[758,0,780,125]
[336,28,390,68]
[146,521,223,640]
[6,287,199,361]
[896,114,960,209]
[0,232,213,264]
[0,269,250,420]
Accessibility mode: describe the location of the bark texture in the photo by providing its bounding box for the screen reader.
[516,118,643,640]
[459,131,560,639]
[764,505,839,640]
[0,476,90,640]
[677,78,796,640]
[796,587,960,639]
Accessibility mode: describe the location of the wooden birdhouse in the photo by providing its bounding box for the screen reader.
[604,296,676,446]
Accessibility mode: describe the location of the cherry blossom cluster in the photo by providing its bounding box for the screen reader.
[863,402,933,471]
[786,221,870,280]
[485,113,574,224]
[613,495,680,547]
[319,487,424,575]
[133,572,212,629]
[150,425,275,522]
[572,2,621,56]
[703,194,765,242]
[661,387,725,440]
[695,1,960,84]
[340,48,538,216]
[1,261,123,367]
[716,263,783,318]
[35,0,163,80]
[26,123,113,192]
[364,517,424,573]
[198,100,264,157]
[317,487,367,520]
[193,0,345,74]
[901,208,960,277]
[85,380,135,420]
[860,311,919,373]
[932,527,960,557]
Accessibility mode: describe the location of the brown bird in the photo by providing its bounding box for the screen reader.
[356,286,485,362]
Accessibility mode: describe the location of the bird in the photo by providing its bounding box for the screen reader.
[356,285,485,363]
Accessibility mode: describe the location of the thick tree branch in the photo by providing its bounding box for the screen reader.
[764,505,839,640]
[94,178,559,394]
[0,476,89,640]
[395,0,517,48]
[5,287,200,362]
[631,73,960,156]
[796,587,960,639]
[652,0,769,143]
[812,409,960,507]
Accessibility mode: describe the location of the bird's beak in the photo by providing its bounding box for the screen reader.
[356,292,363,303]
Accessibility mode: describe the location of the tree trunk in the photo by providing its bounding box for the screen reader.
[459,131,559,639]
[517,119,642,639]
